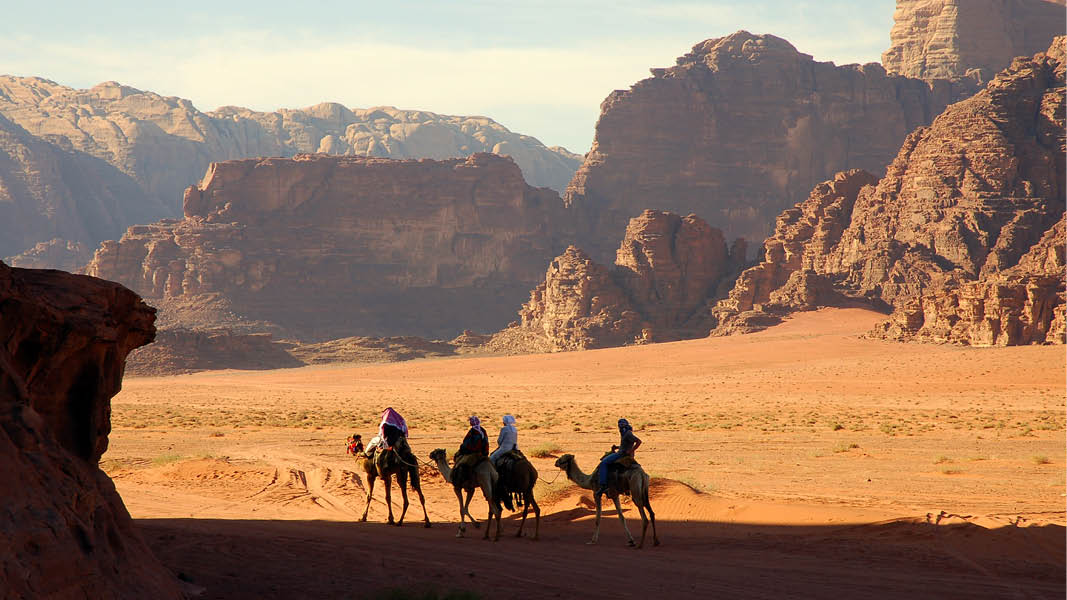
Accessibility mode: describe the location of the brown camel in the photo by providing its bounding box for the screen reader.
[495,453,541,540]
[358,440,430,527]
[428,448,502,540]
[554,453,659,548]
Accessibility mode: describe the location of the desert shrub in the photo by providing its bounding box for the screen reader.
[529,442,562,458]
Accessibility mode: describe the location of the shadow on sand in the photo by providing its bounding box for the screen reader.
[136,513,1064,600]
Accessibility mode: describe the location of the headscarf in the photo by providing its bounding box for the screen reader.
[618,418,632,434]
[379,407,408,437]
[502,414,516,427]
[469,415,487,439]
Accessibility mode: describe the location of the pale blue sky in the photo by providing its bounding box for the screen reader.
[2,1,896,152]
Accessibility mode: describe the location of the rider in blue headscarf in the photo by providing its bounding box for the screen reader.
[596,418,642,497]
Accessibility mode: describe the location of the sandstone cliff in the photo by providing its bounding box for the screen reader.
[86,153,570,340]
[0,261,181,598]
[0,113,163,262]
[515,211,745,351]
[0,77,581,269]
[715,39,1066,346]
[564,31,975,261]
[0,76,581,208]
[883,0,1066,80]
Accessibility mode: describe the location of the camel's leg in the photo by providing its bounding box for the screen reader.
[454,486,467,538]
[646,496,659,547]
[360,473,376,522]
[463,488,480,528]
[613,495,635,547]
[634,503,649,549]
[410,471,431,528]
[396,472,410,527]
[530,493,541,541]
[384,475,395,525]
[587,495,602,545]
[516,495,529,538]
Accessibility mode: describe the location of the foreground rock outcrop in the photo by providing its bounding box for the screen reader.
[87,153,571,340]
[0,261,181,598]
[515,211,745,350]
[715,38,1066,346]
[564,30,976,260]
[883,0,1066,80]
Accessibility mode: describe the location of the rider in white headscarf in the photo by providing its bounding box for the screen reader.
[490,414,518,465]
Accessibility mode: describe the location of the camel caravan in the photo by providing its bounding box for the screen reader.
[346,409,660,548]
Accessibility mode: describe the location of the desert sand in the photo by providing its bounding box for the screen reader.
[104,308,1065,599]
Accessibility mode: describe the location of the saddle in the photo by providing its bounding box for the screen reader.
[369,437,413,472]
[495,449,527,473]
[599,451,639,492]
[494,449,529,511]
[451,453,487,486]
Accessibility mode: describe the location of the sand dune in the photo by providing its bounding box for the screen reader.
[105,308,1066,598]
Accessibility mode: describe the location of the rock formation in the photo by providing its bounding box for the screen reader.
[0,113,163,263]
[712,170,880,333]
[515,211,745,351]
[563,30,976,260]
[0,77,581,269]
[5,238,93,271]
[883,0,1066,81]
[125,328,303,376]
[715,38,1066,346]
[86,153,571,340]
[0,76,581,207]
[0,261,182,598]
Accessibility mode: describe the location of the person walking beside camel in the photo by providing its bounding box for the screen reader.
[490,414,518,466]
[596,418,641,497]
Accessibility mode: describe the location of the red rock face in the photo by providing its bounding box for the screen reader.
[86,153,572,340]
[883,0,1066,81]
[0,261,181,598]
[713,169,880,334]
[564,31,976,261]
[715,39,1066,346]
[517,210,744,350]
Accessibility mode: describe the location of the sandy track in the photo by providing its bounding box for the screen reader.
[105,309,1066,598]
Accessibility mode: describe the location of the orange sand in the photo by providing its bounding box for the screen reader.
[106,308,1066,599]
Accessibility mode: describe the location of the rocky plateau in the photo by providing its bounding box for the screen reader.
[0,76,581,267]
[86,153,572,341]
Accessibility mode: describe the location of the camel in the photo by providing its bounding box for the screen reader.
[358,440,430,527]
[428,449,502,540]
[554,453,659,548]
[495,452,541,540]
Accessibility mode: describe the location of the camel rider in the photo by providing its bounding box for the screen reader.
[346,433,364,456]
[452,416,490,483]
[456,416,489,460]
[366,407,409,462]
[595,418,642,497]
[489,414,518,466]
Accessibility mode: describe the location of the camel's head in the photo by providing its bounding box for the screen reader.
[428,448,447,462]
[554,454,574,470]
